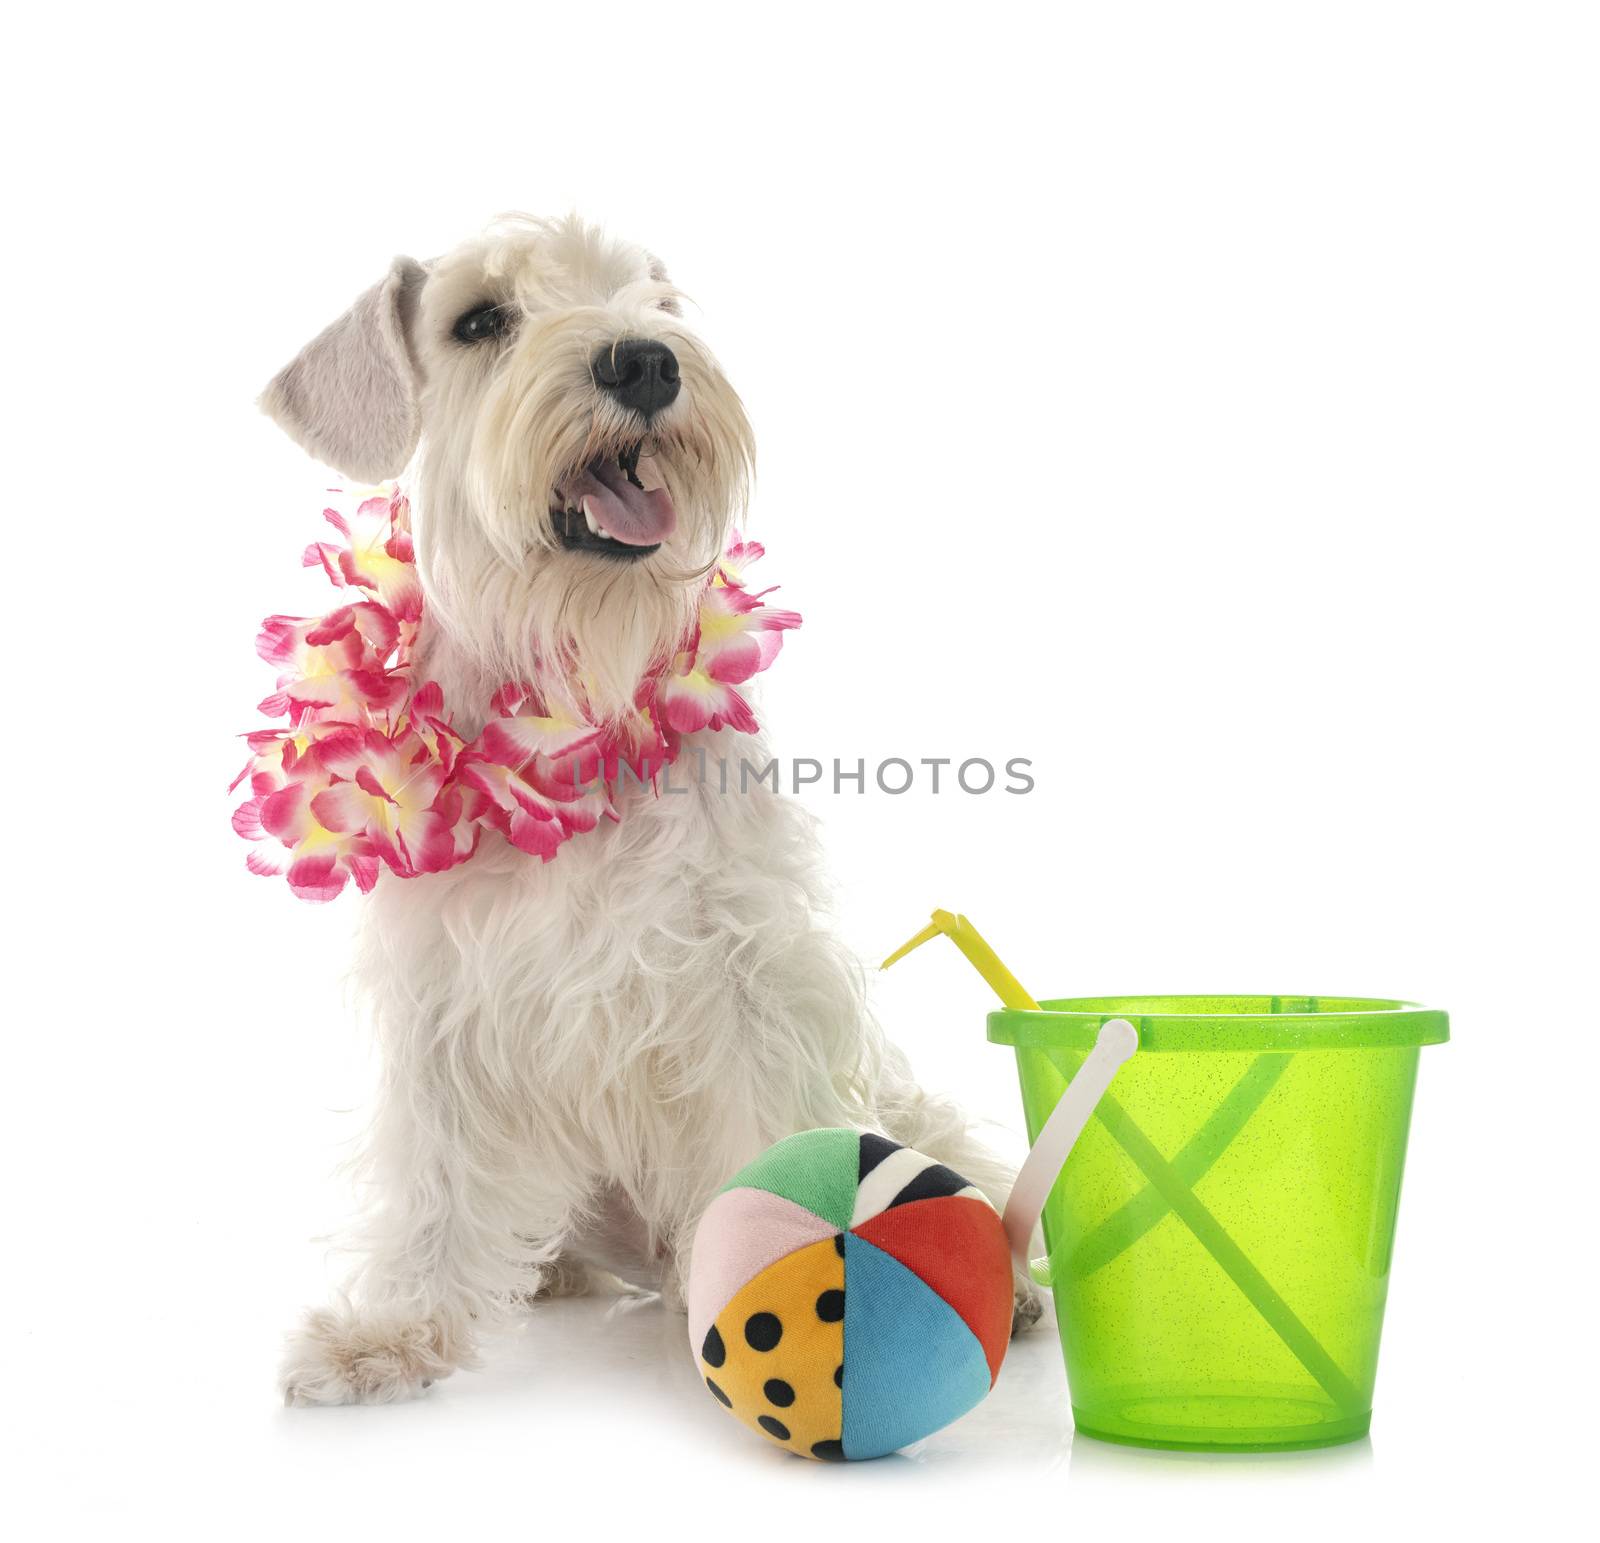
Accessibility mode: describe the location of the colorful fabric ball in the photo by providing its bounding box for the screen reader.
[687,1129,1014,1461]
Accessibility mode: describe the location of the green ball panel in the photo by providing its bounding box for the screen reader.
[718,1128,861,1231]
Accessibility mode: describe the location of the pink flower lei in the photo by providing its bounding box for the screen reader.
[231,485,800,903]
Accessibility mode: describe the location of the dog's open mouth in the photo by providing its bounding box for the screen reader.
[551,444,675,559]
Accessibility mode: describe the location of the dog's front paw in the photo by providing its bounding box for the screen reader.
[1011,1274,1045,1337]
[280,1305,462,1407]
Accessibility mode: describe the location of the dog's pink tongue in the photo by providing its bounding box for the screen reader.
[578,459,677,546]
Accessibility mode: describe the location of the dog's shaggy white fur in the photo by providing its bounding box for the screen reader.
[263,215,1035,1406]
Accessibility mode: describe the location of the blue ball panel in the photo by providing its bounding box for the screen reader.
[840,1233,991,1459]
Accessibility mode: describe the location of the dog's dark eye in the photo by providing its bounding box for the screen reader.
[452,302,515,344]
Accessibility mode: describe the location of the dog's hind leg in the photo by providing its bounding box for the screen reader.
[520,1253,593,1301]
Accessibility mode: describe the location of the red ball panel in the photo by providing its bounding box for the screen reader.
[851,1195,1014,1382]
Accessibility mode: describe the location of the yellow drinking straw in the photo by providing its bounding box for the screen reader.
[881,909,1040,1011]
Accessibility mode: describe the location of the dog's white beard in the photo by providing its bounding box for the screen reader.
[523,553,705,722]
[412,489,713,723]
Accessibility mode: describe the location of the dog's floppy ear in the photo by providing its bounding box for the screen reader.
[260,256,426,482]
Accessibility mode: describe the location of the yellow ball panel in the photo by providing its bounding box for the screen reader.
[698,1235,845,1461]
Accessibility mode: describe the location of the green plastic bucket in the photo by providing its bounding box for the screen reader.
[989,994,1448,1452]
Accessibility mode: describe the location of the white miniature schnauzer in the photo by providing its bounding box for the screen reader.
[263,214,1035,1405]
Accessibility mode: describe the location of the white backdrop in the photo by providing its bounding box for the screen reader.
[7,2,1595,1537]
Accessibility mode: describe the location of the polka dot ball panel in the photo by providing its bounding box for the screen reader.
[697,1236,845,1459]
[687,1129,1015,1460]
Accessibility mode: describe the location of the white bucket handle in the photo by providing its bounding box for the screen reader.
[1001,1019,1139,1275]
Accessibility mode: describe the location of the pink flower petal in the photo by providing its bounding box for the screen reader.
[303,541,347,585]
[353,766,396,803]
[304,606,357,647]
[657,674,717,734]
[478,714,602,769]
[232,798,266,840]
[395,807,457,873]
[259,784,311,843]
[245,844,288,877]
[507,808,566,859]
[286,855,347,903]
[310,782,375,834]
[350,601,399,656]
[346,669,409,711]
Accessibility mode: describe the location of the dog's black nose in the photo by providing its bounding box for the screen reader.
[592,339,681,420]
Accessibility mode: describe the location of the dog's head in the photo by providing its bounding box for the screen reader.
[262,214,754,719]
